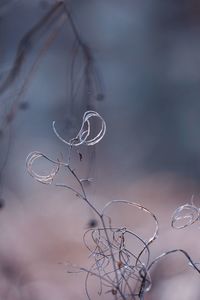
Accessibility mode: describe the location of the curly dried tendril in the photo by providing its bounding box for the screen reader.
[26,151,59,184]
[52,110,106,146]
[102,200,159,246]
[78,200,160,299]
[27,110,200,299]
[171,203,200,229]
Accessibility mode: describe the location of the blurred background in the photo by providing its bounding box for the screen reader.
[0,0,200,299]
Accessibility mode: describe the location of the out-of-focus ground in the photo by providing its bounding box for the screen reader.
[1,0,200,299]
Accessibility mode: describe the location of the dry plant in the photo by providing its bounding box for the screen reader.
[26,110,200,299]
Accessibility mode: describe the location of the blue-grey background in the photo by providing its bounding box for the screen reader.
[0,1,200,299]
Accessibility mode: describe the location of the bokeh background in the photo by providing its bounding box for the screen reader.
[0,0,200,299]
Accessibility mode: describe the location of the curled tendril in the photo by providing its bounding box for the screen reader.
[82,227,152,298]
[171,202,200,229]
[52,110,106,146]
[148,249,200,275]
[26,151,60,184]
[27,111,200,299]
[102,200,159,246]
[77,200,160,299]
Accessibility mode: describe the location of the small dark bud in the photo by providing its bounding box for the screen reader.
[19,101,29,110]
[87,219,98,228]
[112,289,117,295]
[78,152,83,161]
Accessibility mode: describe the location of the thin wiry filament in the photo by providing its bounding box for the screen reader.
[26,151,59,184]
[171,202,200,229]
[101,200,159,248]
[52,110,106,146]
[80,199,158,299]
